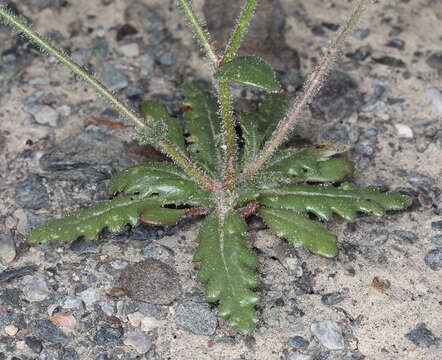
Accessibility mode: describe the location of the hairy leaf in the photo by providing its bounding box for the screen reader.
[140,207,187,226]
[27,196,160,244]
[258,184,412,221]
[214,56,280,92]
[140,101,186,153]
[108,163,214,206]
[194,210,260,334]
[182,85,223,175]
[258,207,337,258]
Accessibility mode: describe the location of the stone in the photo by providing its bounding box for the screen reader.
[24,104,59,127]
[373,56,406,68]
[321,124,350,143]
[118,43,140,57]
[175,301,218,336]
[61,347,78,360]
[70,238,100,255]
[312,72,362,122]
[0,288,22,308]
[14,174,49,210]
[426,51,442,70]
[0,265,37,283]
[125,2,166,34]
[62,295,84,310]
[92,37,109,60]
[123,330,152,354]
[427,88,442,116]
[431,235,442,247]
[394,124,413,138]
[0,230,16,264]
[431,221,442,232]
[25,337,43,354]
[288,336,310,348]
[22,275,50,301]
[100,63,128,92]
[358,229,389,248]
[352,28,370,40]
[140,54,155,75]
[424,248,442,271]
[311,320,345,350]
[119,259,181,305]
[78,287,101,307]
[321,289,349,306]
[405,323,438,347]
[30,320,69,344]
[386,39,405,51]
[94,324,123,345]
[5,324,18,336]
[391,230,418,244]
[407,173,433,194]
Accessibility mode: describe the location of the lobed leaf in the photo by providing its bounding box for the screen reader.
[182,85,223,175]
[214,56,280,92]
[27,196,161,244]
[108,163,214,207]
[140,207,187,226]
[258,184,412,221]
[140,101,186,153]
[194,210,260,334]
[258,207,337,258]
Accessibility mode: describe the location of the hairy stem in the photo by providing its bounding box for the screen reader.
[157,138,222,192]
[222,0,256,65]
[0,5,219,192]
[177,0,219,67]
[218,81,236,190]
[239,0,373,182]
[0,5,146,132]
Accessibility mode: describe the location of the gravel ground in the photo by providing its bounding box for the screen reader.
[0,0,441,359]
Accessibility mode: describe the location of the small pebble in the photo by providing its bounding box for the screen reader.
[94,324,123,345]
[288,336,310,348]
[394,124,413,138]
[100,63,128,92]
[78,287,100,307]
[405,323,438,347]
[431,220,442,232]
[386,39,405,51]
[123,330,152,354]
[391,230,418,244]
[22,275,50,302]
[175,302,218,336]
[426,51,442,70]
[431,234,442,247]
[424,248,442,271]
[427,88,442,115]
[321,289,349,306]
[5,324,18,336]
[25,337,43,354]
[358,229,389,247]
[311,320,345,350]
[62,295,83,310]
[373,56,406,68]
[118,43,140,57]
[0,230,16,264]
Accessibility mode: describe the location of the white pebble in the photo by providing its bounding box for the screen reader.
[119,43,140,57]
[5,324,18,336]
[427,87,442,115]
[124,330,152,354]
[22,275,50,301]
[140,316,163,332]
[394,124,413,138]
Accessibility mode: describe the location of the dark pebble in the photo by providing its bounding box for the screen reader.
[0,265,37,283]
[431,234,442,247]
[321,289,349,306]
[175,301,218,335]
[352,28,370,40]
[30,319,69,344]
[358,229,389,248]
[70,237,101,255]
[391,230,418,244]
[14,174,49,210]
[321,124,350,143]
[321,22,339,31]
[288,336,309,348]
[94,324,123,345]
[431,220,442,232]
[0,288,22,308]
[312,72,362,122]
[424,248,442,271]
[311,25,326,36]
[61,347,78,360]
[25,337,43,354]
[386,39,405,51]
[354,139,378,156]
[92,37,109,60]
[373,56,406,68]
[426,51,442,70]
[116,24,138,41]
[119,259,181,305]
[346,46,372,61]
[405,323,438,347]
[96,354,109,360]
[407,173,433,194]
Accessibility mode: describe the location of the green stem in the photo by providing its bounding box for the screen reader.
[239,0,373,182]
[0,5,146,132]
[157,138,222,192]
[218,81,236,190]
[222,0,256,65]
[0,5,220,192]
[177,0,219,67]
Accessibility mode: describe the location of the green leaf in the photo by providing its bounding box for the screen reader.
[258,207,337,258]
[258,184,412,221]
[140,207,187,226]
[194,210,260,334]
[265,149,321,177]
[305,157,353,183]
[27,196,160,244]
[140,101,186,153]
[108,163,214,207]
[182,85,223,175]
[214,56,280,92]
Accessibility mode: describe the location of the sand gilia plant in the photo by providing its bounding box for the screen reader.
[0,0,411,334]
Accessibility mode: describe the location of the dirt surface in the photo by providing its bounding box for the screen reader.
[0,1,441,359]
